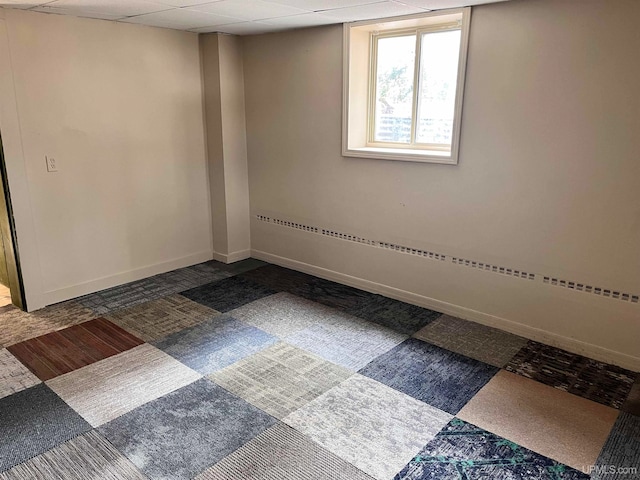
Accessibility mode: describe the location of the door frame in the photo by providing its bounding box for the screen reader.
[0,133,26,310]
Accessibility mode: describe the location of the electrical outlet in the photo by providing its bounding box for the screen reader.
[45,156,58,172]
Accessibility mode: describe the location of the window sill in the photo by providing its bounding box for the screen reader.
[342,146,457,164]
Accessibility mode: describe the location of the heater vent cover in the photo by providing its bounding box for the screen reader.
[256,214,638,304]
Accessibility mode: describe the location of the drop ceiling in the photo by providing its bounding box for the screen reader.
[0,0,510,35]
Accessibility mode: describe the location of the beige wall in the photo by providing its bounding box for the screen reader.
[201,33,251,263]
[0,8,212,309]
[243,0,640,368]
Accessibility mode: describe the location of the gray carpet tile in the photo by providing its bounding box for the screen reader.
[345,296,442,335]
[413,314,529,367]
[284,374,452,480]
[196,422,375,480]
[181,276,278,313]
[285,311,407,370]
[359,338,499,415]
[209,342,352,419]
[622,375,640,416]
[105,294,220,342]
[47,344,201,427]
[592,412,640,480]
[289,277,379,311]
[0,348,40,399]
[78,277,177,315]
[229,292,338,338]
[99,378,276,480]
[238,264,315,292]
[153,314,277,374]
[0,384,91,472]
[0,301,96,347]
[151,263,232,292]
[0,431,146,480]
[79,262,237,315]
[394,418,590,480]
[505,340,636,409]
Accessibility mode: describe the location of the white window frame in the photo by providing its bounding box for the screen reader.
[342,8,471,164]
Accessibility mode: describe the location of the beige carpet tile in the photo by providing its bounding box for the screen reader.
[0,348,40,400]
[0,301,96,347]
[0,430,146,480]
[105,294,220,342]
[283,374,452,480]
[413,314,529,367]
[197,422,375,480]
[46,343,201,427]
[457,370,619,471]
[209,342,352,419]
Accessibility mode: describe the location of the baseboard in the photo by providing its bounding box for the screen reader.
[212,249,251,264]
[38,250,214,309]
[252,249,640,372]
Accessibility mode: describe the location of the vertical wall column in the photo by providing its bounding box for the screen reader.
[201,33,251,263]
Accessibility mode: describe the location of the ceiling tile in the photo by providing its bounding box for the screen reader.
[0,1,49,9]
[398,0,510,9]
[121,8,241,29]
[31,6,125,19]
[150,0,222,6]
[188,0,310,21]
[266,0,382,11]
[192,20,283,34]
[41,0,171,17]
[262,12,338,28]
[321,1,424,22]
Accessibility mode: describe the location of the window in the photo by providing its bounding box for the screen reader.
[343,9,471,164]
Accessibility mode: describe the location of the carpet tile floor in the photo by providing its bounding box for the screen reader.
[505,340,636,409]
[105,294,220,342]
[0,348,40,399]
[209,342,352,419]
[99,378,276,480]
[395,418,590,480]
[457,371,619,470]
[8,318,144,381]
[414,314,529,368]
[0,258,638,479]
[359,338,500,414]
[153,315,278,374]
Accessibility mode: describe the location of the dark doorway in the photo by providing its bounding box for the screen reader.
[0,131,26,310]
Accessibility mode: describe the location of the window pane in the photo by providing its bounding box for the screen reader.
[416,29,461,146]
[374,35,415,143]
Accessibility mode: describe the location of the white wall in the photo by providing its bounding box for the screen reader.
[0,8,213,310]
[243,0,640,369]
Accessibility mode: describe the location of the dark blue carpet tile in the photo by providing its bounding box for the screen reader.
[592,412,640,480]
[505,341,636,409]
[344,296,442,335]
[153,314,277,374]
[394,418,590,480]
[239,264,316,292]
[180,276,278,313]
[289,277,378,311]
[622,375,640,416]
[358,338,498,414]
[99,378,276,480]
[209,258,268,275]
[0,384,91,472]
